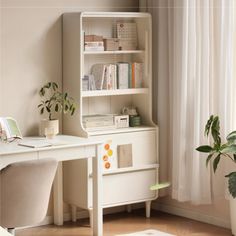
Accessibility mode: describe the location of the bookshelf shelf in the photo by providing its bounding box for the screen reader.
[82,88,149,97]
[63,12,159,222]
[83,50,144,55]
[87,126,156,136]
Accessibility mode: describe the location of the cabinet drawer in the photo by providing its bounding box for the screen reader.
[88,168,158,207]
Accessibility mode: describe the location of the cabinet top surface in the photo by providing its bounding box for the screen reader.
[64,11,151,18]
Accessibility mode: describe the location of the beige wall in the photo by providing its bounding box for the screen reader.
[0,0,138,218]
[0,0,138,136]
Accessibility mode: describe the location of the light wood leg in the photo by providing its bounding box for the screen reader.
[88,208,93,228]
[145,200,152,218]
[92,144,103,236]
[71,205,77,222]
[53,162,64,225]
[126,204,132,213]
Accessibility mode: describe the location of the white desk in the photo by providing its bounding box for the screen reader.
[0,135,103,236]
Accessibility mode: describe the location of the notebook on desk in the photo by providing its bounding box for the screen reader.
[18,140,52,148]
[18,138,67,148]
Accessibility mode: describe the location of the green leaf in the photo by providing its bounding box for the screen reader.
[206,153,214,167]
[150,182,171,191]
[55,104,59,112]
[211,116,221,145]
[40,107,44,114]
[71,107,75,116]
[205,115,214,136]
[233,154,236,162]
[213,154,221,173]
[227,131,236,141]
[221,145,236,154]
[225,172,236,198]
[196,145,213,153]
[46,107,50,113]
[52,82,58,91]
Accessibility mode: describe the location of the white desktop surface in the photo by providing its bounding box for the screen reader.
[0,135,103,236]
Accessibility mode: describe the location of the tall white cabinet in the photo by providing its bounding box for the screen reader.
[62,12,159,224]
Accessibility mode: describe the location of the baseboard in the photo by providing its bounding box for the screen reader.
[152,201,231,229]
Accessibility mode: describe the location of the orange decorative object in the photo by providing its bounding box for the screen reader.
[107,149,113,156]
[103,155,108,161]
[104,144,110,150]
[104,162,111,169]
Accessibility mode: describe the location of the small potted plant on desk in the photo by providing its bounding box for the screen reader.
[196,115,236,235]
[38,82,76,139]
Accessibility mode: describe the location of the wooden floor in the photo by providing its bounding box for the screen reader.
[17,209,231,236]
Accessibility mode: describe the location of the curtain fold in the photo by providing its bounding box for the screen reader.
[147,0,235,204]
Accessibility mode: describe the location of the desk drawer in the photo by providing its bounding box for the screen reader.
[0,152,38,169]
[38,146,95,162]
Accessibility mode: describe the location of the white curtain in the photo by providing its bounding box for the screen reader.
[147,0,235,204]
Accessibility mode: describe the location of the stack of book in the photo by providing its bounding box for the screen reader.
[82,114,115,131]
[117,62,144,89]
[84,34,104,51]
[82,75,96,91]
[88,62,144,91]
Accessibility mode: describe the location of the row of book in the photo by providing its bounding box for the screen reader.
[82,62,144,91]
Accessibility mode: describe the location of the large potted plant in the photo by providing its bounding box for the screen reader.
[38,82,76,138]
[196,115,236,235]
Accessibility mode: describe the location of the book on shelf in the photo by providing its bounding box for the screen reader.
[132,62,144,88]
[91,64,106,90]
[103,64,117,90]
[117,62,129,89]
[84,41,104,51]
[82,75,95,91]
[89,62,143,91]
[91,64,117,90]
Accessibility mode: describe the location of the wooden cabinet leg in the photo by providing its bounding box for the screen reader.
[71,205,77,222]
[145,200,152,218]
[89,208,93,228]
[126,204,132,213]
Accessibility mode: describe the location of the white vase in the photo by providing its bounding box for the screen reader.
[230,196,236,235]
[39,119,59,139]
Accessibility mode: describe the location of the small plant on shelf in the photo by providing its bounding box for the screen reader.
[38,82,76,120]
[196,115,236,198]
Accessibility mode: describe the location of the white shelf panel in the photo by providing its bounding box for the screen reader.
[82,88,149,97]
[83,50,144,55]
[89,164,159,177]
[87,126,156,136]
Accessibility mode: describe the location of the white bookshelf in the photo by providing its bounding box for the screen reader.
[62,12,159,224]
[82,88,149,97]
[84,50,144,55]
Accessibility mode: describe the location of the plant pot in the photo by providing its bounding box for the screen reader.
[39,119,59,139]
[230,196,236,235]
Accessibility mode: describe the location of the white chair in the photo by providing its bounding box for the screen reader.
[0,158,58,235]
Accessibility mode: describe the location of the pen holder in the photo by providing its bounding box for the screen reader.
[129,115,141,127]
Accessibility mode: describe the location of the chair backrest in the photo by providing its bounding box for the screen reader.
[0,158,58,228]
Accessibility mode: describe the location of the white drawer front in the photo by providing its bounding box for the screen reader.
[88,168,157,207]
[0,152,38,170]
